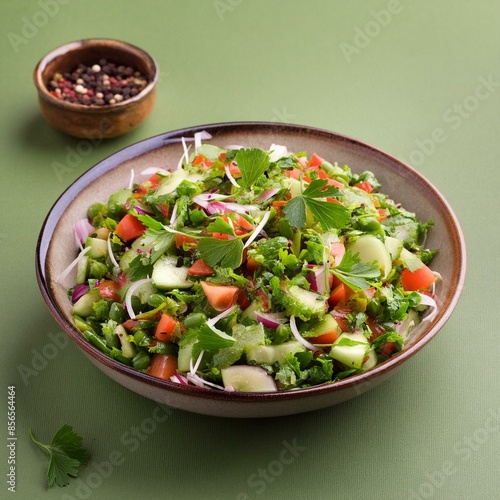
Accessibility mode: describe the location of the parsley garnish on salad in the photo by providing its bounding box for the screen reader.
[62,139,439,392]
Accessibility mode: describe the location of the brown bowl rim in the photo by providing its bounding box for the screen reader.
[35,121,467,405]
[33,37,158,113]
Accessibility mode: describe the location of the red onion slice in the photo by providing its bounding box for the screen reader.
[74,219,94,249]
[71,283,89,303]
[255,311,287,329]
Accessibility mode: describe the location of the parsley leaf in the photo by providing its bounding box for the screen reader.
[206,217,236,236]
[197,237,244,269]
[192,324,236,358]
[234,148,270,191]
[29,425,90,488]
[330,249,380,291]
[284,179,350,230]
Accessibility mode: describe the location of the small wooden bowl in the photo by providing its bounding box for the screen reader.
[33,38,158,139]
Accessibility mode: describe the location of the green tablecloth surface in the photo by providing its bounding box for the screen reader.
[1,1,499,499]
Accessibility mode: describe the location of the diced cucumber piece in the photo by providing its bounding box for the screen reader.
[246,340,305,365]
[399,247,423,272]
[288,285,327,319]
[329,331,369,369]
[221,365,277,392]
[156,170,205,196]
[177,340,195,372]
[240,299,262,322]
[348,234,392,281]
[213,323,266,369]
[287,177,302,198]
[384,236,403,261]
[115,324,136,359]
[362,349,377,370]
[152,255,193,289]
[398,309,421,341]
[85,237,108,259]
[303,314,341,342]
[72,290,101,317]
[75,255,89,284]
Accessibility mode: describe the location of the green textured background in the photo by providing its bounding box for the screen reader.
[1,1,499,499]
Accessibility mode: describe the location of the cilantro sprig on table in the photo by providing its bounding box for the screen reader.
[30,425,90,488]
[283,179,350,231]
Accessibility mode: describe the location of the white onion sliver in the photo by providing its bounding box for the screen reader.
[124,278,152,319]
[268,144,289,162]
[224,144,244,150]
[418,293,438,323]
[206,305,238,328]
[244,211,271,249]
[223,202,259,214]
[107,233,120,269]
[186,373,225,390]
[128,169,135,190]
[74,219,94,250]
[170,374,189,385]
[181,137,190,164]
[225,164,240,188]
[140,167,170,177]
[190,350,205,375]
[258,188,280,202]
[55,246,91,285]
[290,315,320,352]
[194,131,212,152]
[169,201,178,226]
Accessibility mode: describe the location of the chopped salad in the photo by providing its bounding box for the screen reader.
[61,134,439,392]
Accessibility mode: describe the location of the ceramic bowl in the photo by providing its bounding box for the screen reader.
[35,122,466,418]
[33,38,158,139]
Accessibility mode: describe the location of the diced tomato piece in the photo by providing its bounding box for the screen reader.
[377,208,388,221]
[148,173,160,189]
[218,152,227,161]
[155,313,179,342]
[228,162,242,178]
[255,288,269,311]
[328,283,354,308]
[284,167,304,180]
[159,203,170,218]
[187,259,214,276]
[122,319,139,331]
[192,154,214,168]
[132,185,148,199]
[175,233,198,249]
[355,181,374,193]
[211,232,230,240]
[309,153,324,168]
[245,255,261,273]
[237,288,252,310]
[296,156,308,168]
[380,341,398,357]
[114,214,146,242]
[401,264,436,291]
[331,305,352,332]
[97,280,121,302]
[147,354,178,380]
[330,242,345,267]
[201,282,240,312]
[326,178,344,189]
[366,317,386,342]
